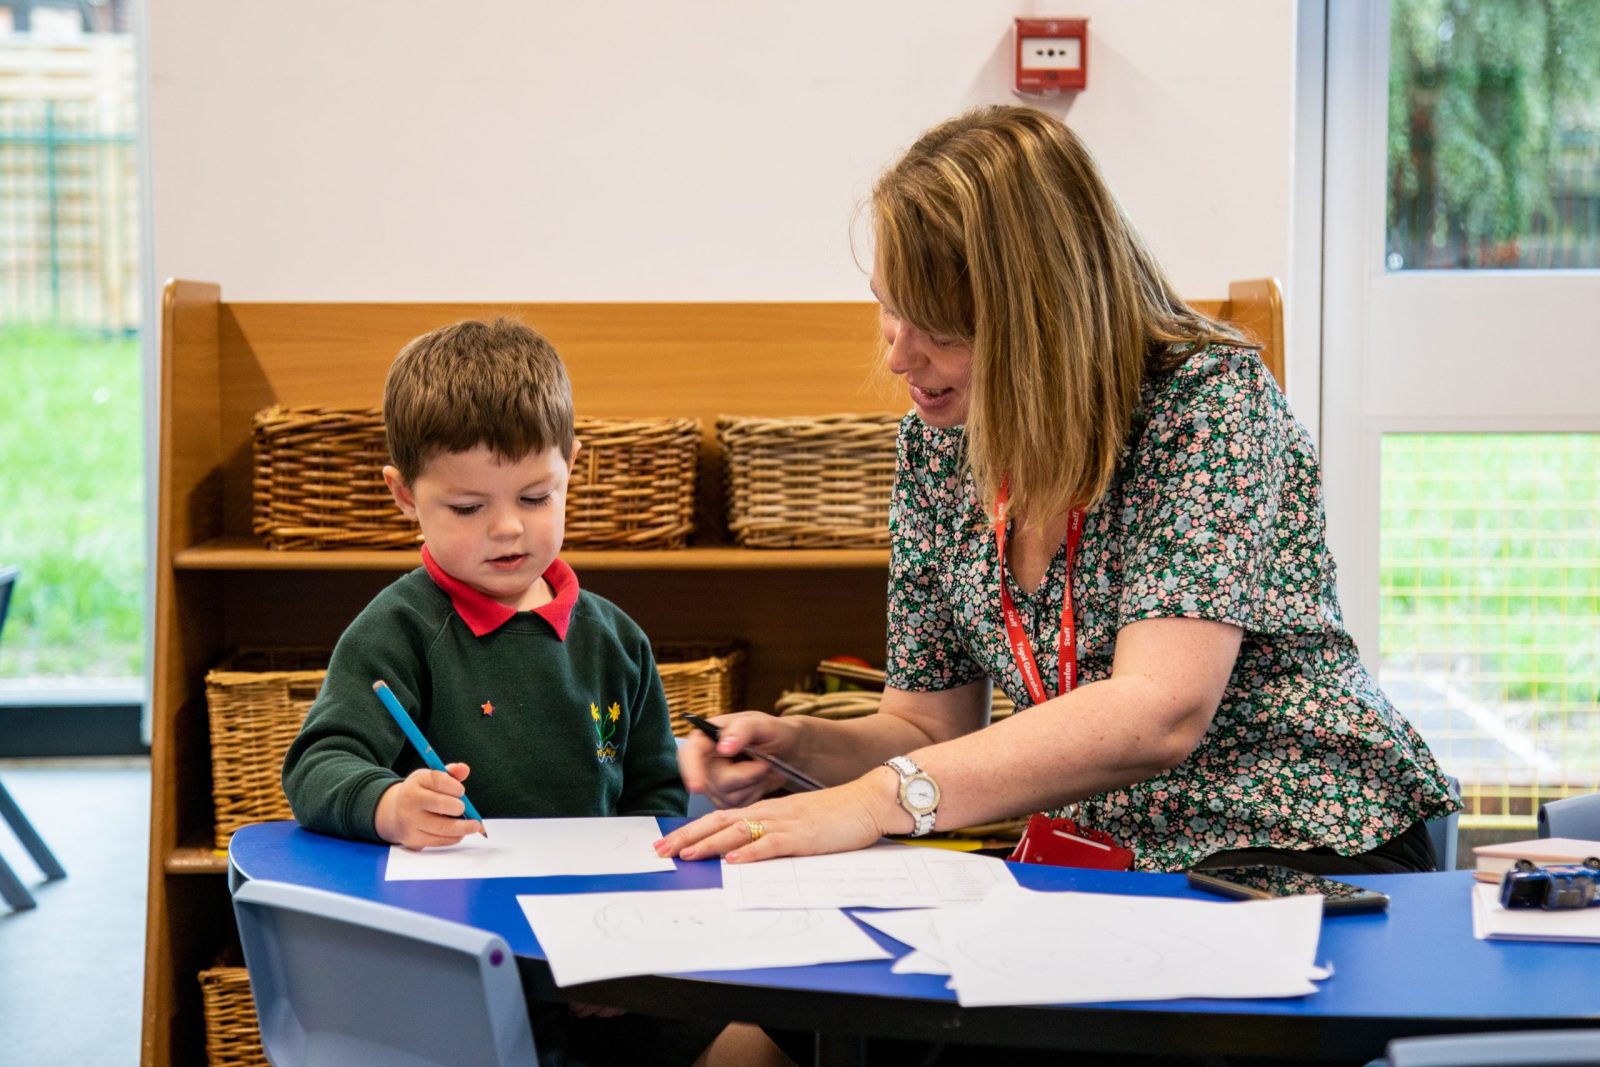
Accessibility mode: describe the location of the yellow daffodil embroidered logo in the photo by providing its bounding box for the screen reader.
[591,700,620,763]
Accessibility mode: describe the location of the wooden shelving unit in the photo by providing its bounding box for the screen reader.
[141,279,1282,1065]
[173,538,889,572]
[139,286,910,1066]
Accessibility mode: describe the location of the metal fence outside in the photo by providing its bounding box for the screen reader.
[0,37,139,331]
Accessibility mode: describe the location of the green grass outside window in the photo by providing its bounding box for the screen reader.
[0,326,144,680]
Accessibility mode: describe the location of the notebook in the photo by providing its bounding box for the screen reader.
[1472,838,1600,883]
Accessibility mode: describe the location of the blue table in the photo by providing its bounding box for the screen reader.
[229,821,1600,1065]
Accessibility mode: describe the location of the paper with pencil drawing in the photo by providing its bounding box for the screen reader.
[517,888,891,986]
[931,886,1325,1007]
[857,905,1334,982]
[720,840,1017,910]
[384,817,676,881]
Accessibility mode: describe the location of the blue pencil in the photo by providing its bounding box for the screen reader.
[372,680,488,837]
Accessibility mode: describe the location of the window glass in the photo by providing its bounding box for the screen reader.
[0,15,144,696]
[1381,433,1600,825]
[1387,0,1600,270]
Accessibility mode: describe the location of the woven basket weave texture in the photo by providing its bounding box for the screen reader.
[565,417,699,548]
[251,406,700,550]
[718,413,900,548]
[198,967,266,1067]
[655,642,745,736]
[252,406,408,549]
[206,658,327,850]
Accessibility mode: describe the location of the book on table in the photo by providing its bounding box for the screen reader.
[1470,882,1600,943]
[1471,837,1600,883]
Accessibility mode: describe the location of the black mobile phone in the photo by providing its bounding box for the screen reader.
[1186,864,1391,913]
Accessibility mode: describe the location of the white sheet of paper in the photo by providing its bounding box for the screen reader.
[855,906,1332,982]
[517,888,892,986]
[893,949,952,976]
[852,909,946,965]
[933,886,1324,1007]
[1471,882,1600,942]
[384,817,676,881]
[721,841,1017,910]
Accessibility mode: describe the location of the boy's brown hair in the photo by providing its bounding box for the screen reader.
[383,318,575,484]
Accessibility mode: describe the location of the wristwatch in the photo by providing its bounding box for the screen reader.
[883,755,940,837]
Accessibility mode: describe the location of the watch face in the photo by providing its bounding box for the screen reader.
[905,777,938,812]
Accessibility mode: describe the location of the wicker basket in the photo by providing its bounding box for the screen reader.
[655,642,746,736]
[718,413,900,548]
[205,655,328,849]
[251,407,700,550]
[566,418,699,548]
[252,406,413,550]
[198,966,266,1067]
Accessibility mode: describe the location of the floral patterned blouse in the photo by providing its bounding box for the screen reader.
[885,342,1457,872]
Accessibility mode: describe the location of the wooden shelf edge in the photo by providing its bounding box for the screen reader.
[165,844,229,875]
[173,538,889,571]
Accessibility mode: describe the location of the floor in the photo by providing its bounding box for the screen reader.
[0,758,150,1066]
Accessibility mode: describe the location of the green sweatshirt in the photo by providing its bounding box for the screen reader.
[282,557,686,842]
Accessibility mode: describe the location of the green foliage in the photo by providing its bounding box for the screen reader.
[1388,0,1600,266]
[0,326,145,679]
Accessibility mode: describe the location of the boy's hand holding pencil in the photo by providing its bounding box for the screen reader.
[373,763,485,849]
[371,679,488,848]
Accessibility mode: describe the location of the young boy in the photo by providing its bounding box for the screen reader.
[281,319,771,1067]
[282,317,686,846]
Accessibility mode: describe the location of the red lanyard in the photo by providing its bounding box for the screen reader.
[994,480,1084,706]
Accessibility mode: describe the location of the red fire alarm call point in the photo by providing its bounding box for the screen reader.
[1015,18,1088,95]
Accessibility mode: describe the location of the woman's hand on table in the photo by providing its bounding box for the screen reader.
[654,767,904,862]
[677,710,799,809]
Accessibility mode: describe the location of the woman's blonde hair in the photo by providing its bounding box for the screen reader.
[872,105,1241,524]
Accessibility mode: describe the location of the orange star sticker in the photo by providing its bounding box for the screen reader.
[481,700,494,717]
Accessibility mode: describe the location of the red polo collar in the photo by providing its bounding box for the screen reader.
[421,545,578,640]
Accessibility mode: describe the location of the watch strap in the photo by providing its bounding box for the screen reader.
[883,755,938,836]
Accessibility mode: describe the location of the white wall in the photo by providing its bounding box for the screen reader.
[148,0,1296,303]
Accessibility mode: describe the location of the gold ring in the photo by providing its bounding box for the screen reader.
[743,818,765,842]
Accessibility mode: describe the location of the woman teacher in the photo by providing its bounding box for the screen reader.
[656,105,1457,874]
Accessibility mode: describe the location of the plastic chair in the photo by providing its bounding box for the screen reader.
[0,566,69,912]
[1537,792,1600,840]
[1426,775,1462,872]
[232,879,537,1066]
[1383,1028,1600,1066]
